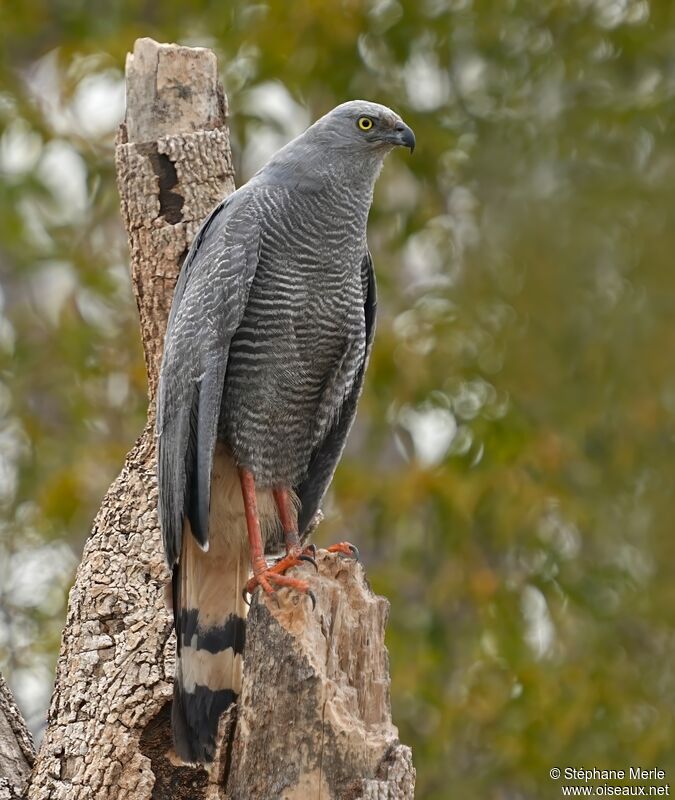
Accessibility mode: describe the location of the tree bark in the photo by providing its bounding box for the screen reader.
[0,673,34,800]
[19,37,414,799]
[26,37,233,800]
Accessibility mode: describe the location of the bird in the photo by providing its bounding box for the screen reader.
[156,99,415,764]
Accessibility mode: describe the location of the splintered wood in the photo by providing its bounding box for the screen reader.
[227,553,415,800]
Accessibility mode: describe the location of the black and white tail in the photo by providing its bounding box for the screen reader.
[171,523,248,763]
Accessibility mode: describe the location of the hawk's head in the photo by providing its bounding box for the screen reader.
[310,100,415,155]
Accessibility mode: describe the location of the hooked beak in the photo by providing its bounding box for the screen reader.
[392,122,416,154]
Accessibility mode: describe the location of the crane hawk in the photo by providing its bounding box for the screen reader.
[156,100,415,763]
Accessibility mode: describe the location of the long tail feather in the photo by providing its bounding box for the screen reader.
[171,520,248,763]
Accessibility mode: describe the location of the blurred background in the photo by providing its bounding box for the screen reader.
[1,1,675,797]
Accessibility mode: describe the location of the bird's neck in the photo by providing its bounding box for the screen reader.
[259,146,386,207]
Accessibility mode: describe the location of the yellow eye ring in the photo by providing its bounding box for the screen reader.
[357,116,373,131]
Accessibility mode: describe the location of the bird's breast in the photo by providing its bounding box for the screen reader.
[219,247,366,486]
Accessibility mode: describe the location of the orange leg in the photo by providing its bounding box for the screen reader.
[272,487,318,570]
[272,486,358,563]
[239,468,315,606]
[273,487,301,556]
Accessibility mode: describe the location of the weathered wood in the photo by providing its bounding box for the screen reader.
[227,554,415,799]
[23,36,414,799]
[0,673,34,800]
[118,37,232,403]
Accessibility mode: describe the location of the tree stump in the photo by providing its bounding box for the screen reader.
[227,553,414,799]
[14,37,415,799]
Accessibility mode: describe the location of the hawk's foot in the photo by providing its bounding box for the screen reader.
[282,541,318,571]
[244,554,316,609]
[325,541,360,560]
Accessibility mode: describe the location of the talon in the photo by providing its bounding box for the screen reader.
[326,541,360,560]
[299,554,319,572]
[266,572,312,596]
[308,589,317,611]
[272,554,302,573]
[242,587,251,607]
[245,570,274,597]
[245,556,315,605]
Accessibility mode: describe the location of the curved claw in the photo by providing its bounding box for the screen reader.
[326,541,360,561]
[308,589,317,612]
[299,554,319,572]
[242,586,252,607]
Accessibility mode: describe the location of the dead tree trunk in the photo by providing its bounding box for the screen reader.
[19,37,414,800]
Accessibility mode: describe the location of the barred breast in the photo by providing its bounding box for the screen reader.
[220,181,369,487]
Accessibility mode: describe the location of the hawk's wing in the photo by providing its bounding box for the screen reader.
[295,251,377,535]
[157,194,260,566]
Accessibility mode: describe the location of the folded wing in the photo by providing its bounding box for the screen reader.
[157,195,261,566]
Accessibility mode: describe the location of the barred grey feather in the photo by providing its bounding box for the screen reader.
[157,193,261,564]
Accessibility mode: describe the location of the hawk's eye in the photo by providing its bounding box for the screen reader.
[357,117,374,131]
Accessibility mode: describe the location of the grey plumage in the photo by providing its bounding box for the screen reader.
[158,197,261,562]
[156,99,414,762]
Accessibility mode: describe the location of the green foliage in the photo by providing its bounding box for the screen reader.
[2,1,675,795]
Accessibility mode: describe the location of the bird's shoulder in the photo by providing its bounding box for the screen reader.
[161,189,263,364]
